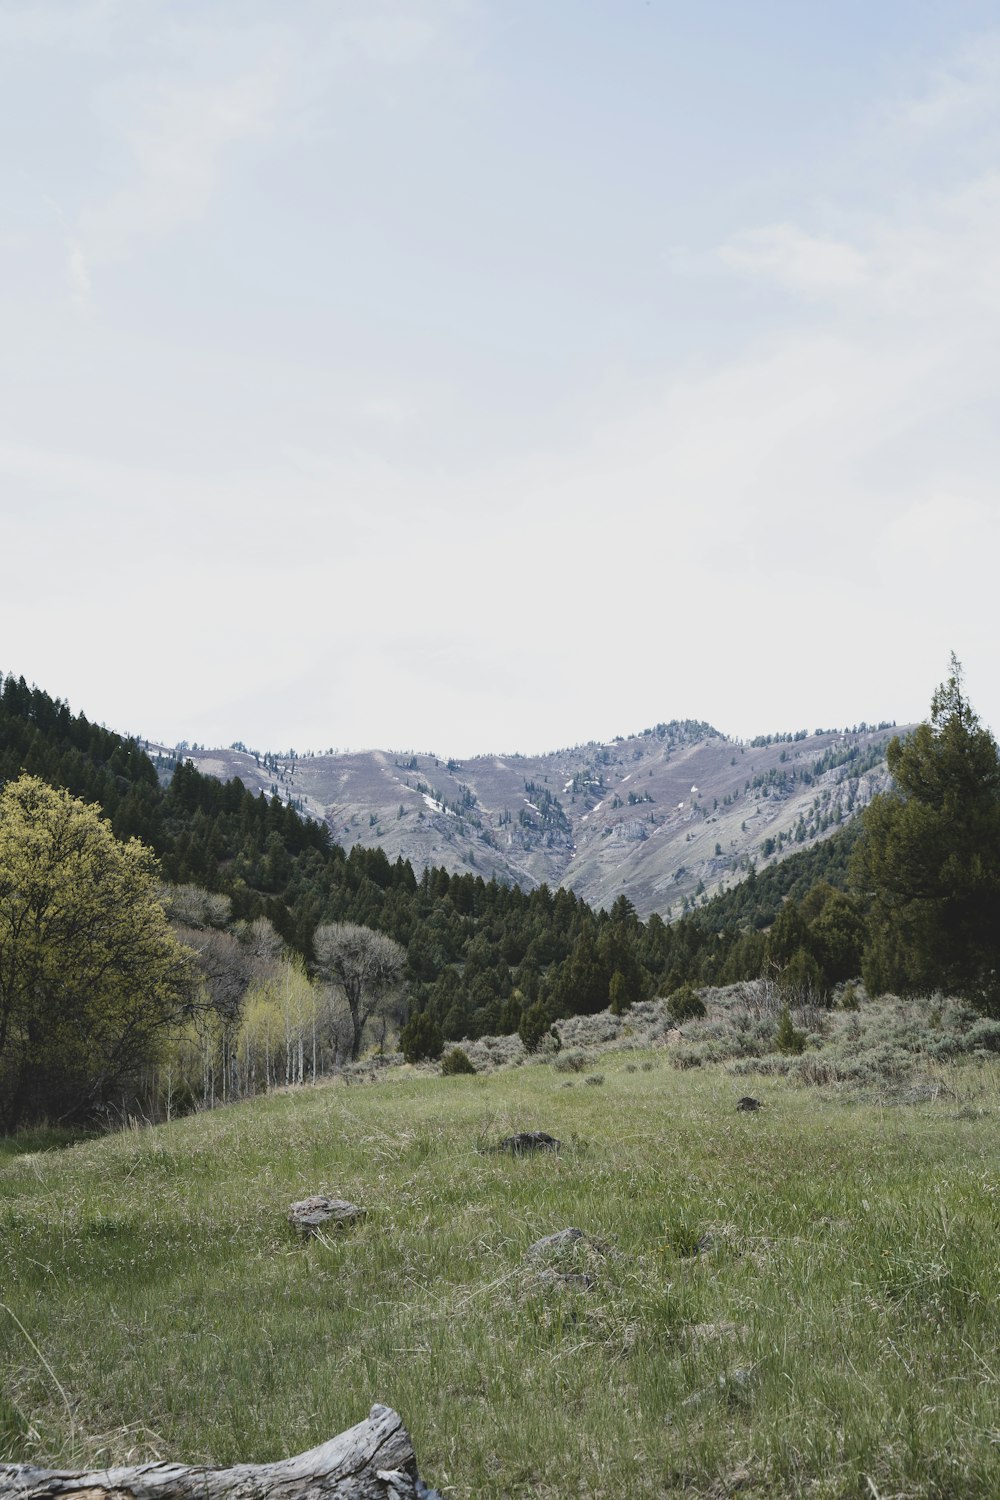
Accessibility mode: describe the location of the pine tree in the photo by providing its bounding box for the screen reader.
[399,1009,443,1063]
[852,657,1000,1010]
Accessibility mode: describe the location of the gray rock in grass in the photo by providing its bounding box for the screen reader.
[288,1195,365,1236]
[492,1130,561,1154]
[527,1226,588,1256]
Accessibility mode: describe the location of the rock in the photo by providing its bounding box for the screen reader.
[527,1226,587,1256]
[682,1364,758,1409]
[531,1268,596,1291]
[523,1226,608,1293]
[686,1321,741,1343]
[736,1096,764,1112]
[725,1465,753,1491]
[289,1195,365,1235]
[492,1131,561,1154]
[719,1366,758,1406]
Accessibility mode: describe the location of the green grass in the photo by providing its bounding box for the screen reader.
[3,1054,1000,1497]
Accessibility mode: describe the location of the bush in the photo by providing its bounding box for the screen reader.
[399,1010,443,1064]
[667,984,707,1023]
[498,990,524,1035]
[609,970,633,1016]
[553,1048,591,1073]
[965,1019,1000,1054]
[519,1001,556,1054]
[441,1047,476,1076]
[838,982,861,1011]
[774,1005,808,1056]
[779,947,828,1006]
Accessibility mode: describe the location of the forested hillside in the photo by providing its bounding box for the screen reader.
[3,661,997,1130]
[0,674,856,1048]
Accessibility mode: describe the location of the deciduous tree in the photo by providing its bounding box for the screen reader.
[313,921,406,1060]
[0,775,196,1129]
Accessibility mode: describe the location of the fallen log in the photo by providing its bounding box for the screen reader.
[0,1403,438,1500]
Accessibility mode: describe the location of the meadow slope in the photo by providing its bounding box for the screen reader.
[3,1047,1000,1499]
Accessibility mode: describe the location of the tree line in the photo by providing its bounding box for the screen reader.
[1,657,997,1129]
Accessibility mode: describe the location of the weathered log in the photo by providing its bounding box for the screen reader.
[0,1404,437,1500]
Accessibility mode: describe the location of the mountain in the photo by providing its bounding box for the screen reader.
[0,671,903,1047]
[158,718,907,918]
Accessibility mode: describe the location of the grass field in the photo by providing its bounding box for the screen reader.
[3,1042,1000,1498]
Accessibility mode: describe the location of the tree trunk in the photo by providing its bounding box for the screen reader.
[0,1404,428,1500]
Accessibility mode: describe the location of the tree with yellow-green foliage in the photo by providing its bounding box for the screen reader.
[0,775,196,1130]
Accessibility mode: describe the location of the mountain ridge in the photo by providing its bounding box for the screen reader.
[155,716,909,919]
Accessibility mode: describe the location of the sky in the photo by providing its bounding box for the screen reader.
[3,0,1000,757]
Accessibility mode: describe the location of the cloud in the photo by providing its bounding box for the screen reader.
[718,224,869,294]
[66,237,93,307]
[0,0,123,51]
[8,11,1000,750]
[60,1,478,297]
[716,178,1000,341]
[889,30,1000,138]
[73,64,282,285]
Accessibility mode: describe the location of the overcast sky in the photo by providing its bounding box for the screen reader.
[3,1,1000,757]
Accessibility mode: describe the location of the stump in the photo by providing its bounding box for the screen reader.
[0,1404,435,1500]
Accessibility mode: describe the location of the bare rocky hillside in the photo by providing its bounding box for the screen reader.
[156,720,907,918]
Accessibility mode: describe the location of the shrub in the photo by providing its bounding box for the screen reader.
[399,1010,443,1064]
[553,1048,591,1073]
[774,1005,808,1056]
[660,1218,705,1259]
[779,947,828,1007]
[609,970,632,1016]
[667,984,707,1023]
[966,1019,1000,1054]
[584,1074,605,1087]
[519,1001,556,1054]
[838,982,861,1011]
[498,990,524,1034]
[441,1047,476,1076]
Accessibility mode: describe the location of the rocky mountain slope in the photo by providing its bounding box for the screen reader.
[158,719,906,918]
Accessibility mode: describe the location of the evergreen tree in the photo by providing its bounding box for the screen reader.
[518,1000,553,1053]
[399,1009,443,1063]
[609,970,630,1016]
[852,657,1000,1010]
